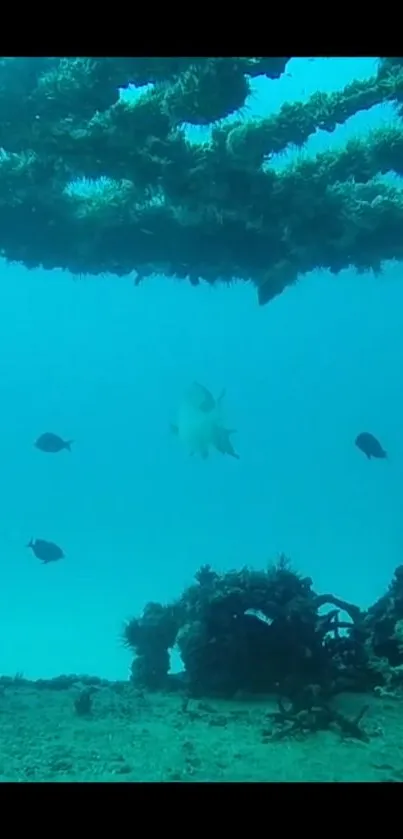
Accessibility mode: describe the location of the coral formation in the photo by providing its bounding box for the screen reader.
[1,57,403,303]
[123,558,403,710]
[123,602,179,690]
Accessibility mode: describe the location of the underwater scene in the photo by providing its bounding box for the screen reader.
[1,56,403,782]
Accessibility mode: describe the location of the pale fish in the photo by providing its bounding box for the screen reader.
[171,382,239,460]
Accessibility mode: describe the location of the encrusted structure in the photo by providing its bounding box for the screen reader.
[124,558,403,712]
[1,57,403,303]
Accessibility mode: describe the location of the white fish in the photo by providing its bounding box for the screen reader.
[171,382,239,460]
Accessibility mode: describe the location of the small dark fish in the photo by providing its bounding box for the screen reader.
[27,538,65,564]
[355,432,387,460]
[35,432,73,453]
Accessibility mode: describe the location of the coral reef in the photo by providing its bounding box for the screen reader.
[1,57,403,303]
[123,602,180,690]
[123,558,403,708]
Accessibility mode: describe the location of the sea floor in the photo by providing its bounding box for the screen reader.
[0,679,402,781]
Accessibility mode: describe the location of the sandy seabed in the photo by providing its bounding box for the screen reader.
[0,680,402,782]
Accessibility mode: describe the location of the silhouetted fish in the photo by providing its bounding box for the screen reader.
[27,538,65,564]
[355,432,387,460]
[35,433,73,453]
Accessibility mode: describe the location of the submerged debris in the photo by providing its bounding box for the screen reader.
[0,58,403,304]
[265,697,370,742]
[74,687,94,716]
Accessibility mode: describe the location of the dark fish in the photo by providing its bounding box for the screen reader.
[355,432,387,460]
[27,538,65,564]
[35,432,73,453]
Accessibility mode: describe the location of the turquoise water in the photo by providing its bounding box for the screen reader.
[0,56,402,687]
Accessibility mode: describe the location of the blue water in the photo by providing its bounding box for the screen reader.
[1,57,402,682]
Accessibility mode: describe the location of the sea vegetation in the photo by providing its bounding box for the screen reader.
[2,57,403,303]
[123,557,403,738]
